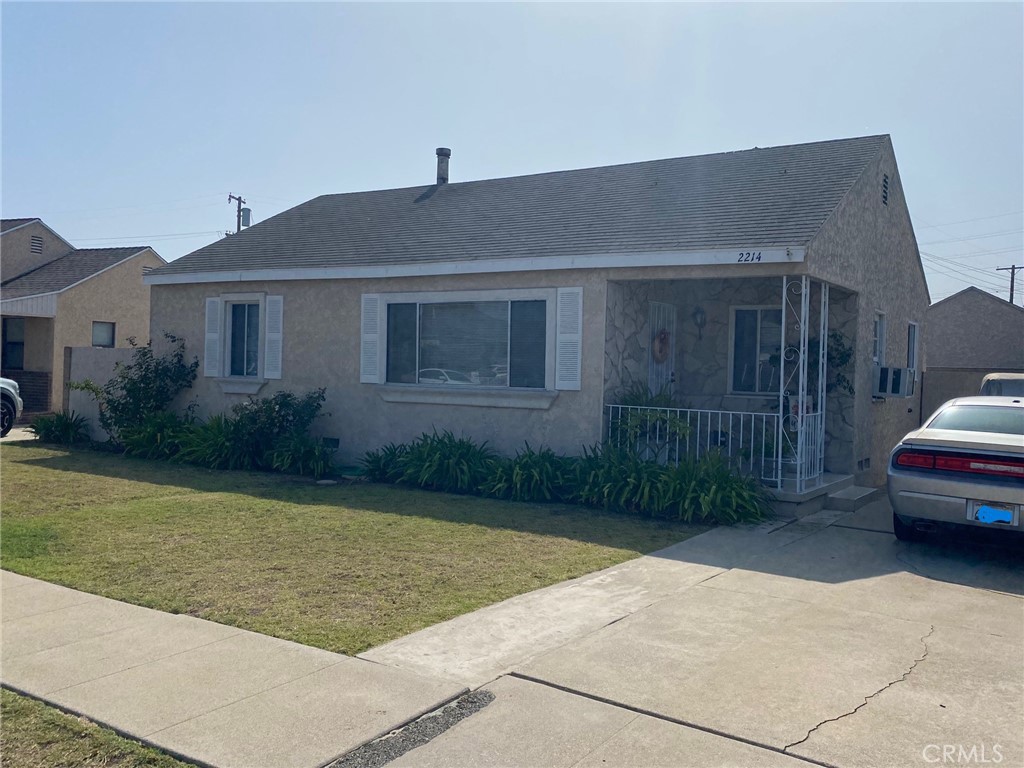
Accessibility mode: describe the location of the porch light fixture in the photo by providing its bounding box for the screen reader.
[691,306,707,340]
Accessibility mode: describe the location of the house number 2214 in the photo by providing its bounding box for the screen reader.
[737,251,763,262]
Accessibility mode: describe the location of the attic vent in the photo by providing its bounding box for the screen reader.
[882,174,889,206]
[30,235,43,254]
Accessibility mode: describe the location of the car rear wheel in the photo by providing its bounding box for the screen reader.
[893,512,926,542]
[0,399,14,437]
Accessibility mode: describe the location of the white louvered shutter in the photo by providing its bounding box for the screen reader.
[263,295,284,379]
[360,294,382,383]
[204,298,222,377]
[555,287,583,391]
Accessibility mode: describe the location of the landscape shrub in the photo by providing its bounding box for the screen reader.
[395,430,497,494]
[29,411,90,446]
[71,334,198,446]
[481,444,572,503]
[362,435,774,524]
[175,389,335,478]
[120,411,191,460]
[360,442,408,483]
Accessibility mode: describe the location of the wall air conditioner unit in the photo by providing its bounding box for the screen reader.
[872,366,915,398]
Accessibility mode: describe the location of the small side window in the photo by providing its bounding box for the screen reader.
[92,321,115,348]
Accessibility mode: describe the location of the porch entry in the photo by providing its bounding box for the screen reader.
[606,276,831,493]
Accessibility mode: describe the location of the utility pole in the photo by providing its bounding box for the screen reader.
[228,194,247,234]
[997,265,1021,305]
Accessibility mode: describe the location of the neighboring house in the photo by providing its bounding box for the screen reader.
[145,135,929,491]
[0,219,165,411]
[922,287,1024,416]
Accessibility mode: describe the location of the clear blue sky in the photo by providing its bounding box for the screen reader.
[2,2,1022,303]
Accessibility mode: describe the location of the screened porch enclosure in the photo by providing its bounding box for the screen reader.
[604,275,856,492]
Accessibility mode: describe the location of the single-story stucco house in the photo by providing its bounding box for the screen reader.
[921,286,1024,416]
[1,218,165,412]
[145,134,929,495]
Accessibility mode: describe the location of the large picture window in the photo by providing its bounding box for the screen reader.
[386,299,547,388]
[731,308,782,394]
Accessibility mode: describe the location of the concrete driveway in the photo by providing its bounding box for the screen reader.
[363,501,1024,768]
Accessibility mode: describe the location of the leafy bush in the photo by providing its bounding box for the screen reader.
[613,382,677,408]
[396,431,497,494]
[361,443,408,483]
[175,389,334,478]
[176,414,237,469]
[225,389,328,471]
[120,411,190,460]
[29,411,90,446]
[363,434,773,525]
[71,334,198,445]
[482,444,572,503]
[270,431,335,480]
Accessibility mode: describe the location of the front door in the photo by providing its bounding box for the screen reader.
[648,302,676,398]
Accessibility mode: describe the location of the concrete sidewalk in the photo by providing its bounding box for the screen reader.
[1,571,465,768]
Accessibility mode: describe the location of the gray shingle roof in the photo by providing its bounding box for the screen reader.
[0,218,40,233]
[1,247,148,299]
[152,135,888,277]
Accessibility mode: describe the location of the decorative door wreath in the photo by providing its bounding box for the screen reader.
[652,328,671,363]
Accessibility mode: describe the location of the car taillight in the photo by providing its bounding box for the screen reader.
[896,452,935,469]
[933,455,1024,478]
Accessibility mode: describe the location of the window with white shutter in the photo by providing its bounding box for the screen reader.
[360,294,382,383]
[263,295,284,379]
[204,298,222,377]
[555,287,583,391]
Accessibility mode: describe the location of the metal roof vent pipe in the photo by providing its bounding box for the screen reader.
[436,147,451,185]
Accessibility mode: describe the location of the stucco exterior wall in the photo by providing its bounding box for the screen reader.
[0,221,73,282]
[925,289,1024,370]
[149,262,812,463]
[51,250,163,408]
[804,137,931,485]
[920,368,996,419]
[151,271,606,462]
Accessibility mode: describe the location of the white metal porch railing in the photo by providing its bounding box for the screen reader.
[606,404,782,485]
[605,404,825,490]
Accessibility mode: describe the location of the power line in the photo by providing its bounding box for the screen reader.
[32,193,225,217]
[918,210,1024,229]
[922,256,1007,291]
[919,227,1023,246]
[921,250,1010,282]
[69,230,225,242]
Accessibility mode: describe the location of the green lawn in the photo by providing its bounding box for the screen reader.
[1,443,703,654]
[0,689,189,768]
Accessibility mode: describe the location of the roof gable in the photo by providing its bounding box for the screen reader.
[0,247,151,300]
[929,286,1024,316]
[151,135,888,279]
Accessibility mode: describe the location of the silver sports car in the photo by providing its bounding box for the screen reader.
[887,396,1024,541]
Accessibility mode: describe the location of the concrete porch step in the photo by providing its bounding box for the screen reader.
[826,484,884,513]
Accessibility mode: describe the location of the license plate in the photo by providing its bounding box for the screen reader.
[969,501,1018,526]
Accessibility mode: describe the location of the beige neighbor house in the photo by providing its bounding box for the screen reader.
[145,135,929,498]
[922,287,1024,416]
[0,218,165,412]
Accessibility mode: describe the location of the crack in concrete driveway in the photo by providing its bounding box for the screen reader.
[784,624,936,752]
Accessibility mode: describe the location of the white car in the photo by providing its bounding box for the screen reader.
[887,396,1024,541]
[418,368,474,385]
[1,377,24,437]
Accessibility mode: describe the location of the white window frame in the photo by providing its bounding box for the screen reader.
[91,321,115,348]
[205,292,283,394]
[221,293,265,379]
[872,311,886,366]
[907,321,919,379]
[376,288,559,391]
[728,305,782,396]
